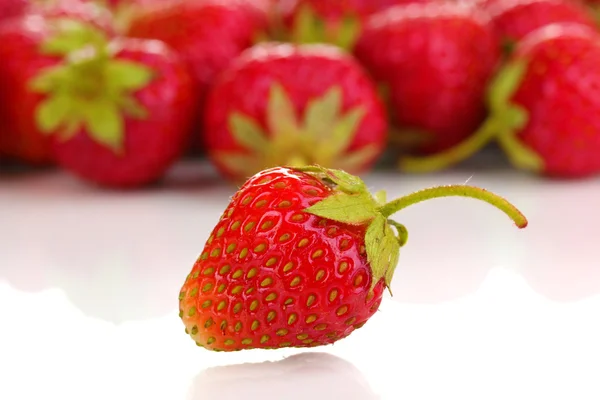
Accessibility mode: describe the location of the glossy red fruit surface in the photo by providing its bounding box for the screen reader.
[179,167,385,351]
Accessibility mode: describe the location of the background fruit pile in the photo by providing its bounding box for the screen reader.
[2,0,600,188]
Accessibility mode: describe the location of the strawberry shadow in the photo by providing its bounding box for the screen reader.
[188,352,380,400]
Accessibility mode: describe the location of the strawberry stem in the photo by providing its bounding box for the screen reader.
[378,185,528,228]
[398,117,500,173]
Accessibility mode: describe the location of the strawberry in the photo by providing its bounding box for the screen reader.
[126,0,269,107]
[203,42,388,183]
[179,165,527,351]
[483,0,597,51]
[0,0,27,24]
[0,3,116,166]
[272,0,430,50]
[354,2,500,154]
[400,23,600,178]
[1,19,197,186]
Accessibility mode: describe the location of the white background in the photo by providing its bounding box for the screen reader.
[1,160,599,400]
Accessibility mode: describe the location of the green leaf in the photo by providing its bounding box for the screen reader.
[104,60,155,91]
[304,86,342,141]
[267,82,300,138]
[292,3,323,44]
[35,94,73,134]
[333,143,380,173]
[304,191,378,225]
[212,152,262,178]
[336,14,361,51]
[42,19,108,56]
[365,214,401,290]
[28,65,70,93]
[79,98,124,153]
[295,165,368,194]
[488,59,528,111]
[327,106,366,156]
[118,95,149,120]
[229,112,270,153]
[374,190,387,205]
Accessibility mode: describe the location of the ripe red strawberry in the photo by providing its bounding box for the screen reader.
[179,165,527,351]
[273,0,431,50]
[203,42,388,183]
[354,2,500,154]
[400,23,600,178]
[483,0,597,51]
[0,2,116,166]
[1,19,197,186]
[126,0,270,106]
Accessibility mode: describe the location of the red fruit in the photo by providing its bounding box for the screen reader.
[354,2,500,154]
[274,0,431,50]
[126,0,269,104]
[1,19,196,186]
[0,0,27,24]
[0,5,115,166]
[400,24,600,178]
[484,0,597,49]
[178,165,527,351]
[203,42,388,183]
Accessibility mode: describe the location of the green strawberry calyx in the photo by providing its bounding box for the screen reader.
[28,18,156,154]
[297,165,528,294]
[213,82,380,177]
[398,58,545,173]
[265,3,361,51]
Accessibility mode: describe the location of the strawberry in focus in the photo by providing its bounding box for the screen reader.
[354,2,500,154]
[483,0,597,52]
[2,18,196,186]
[400,23,600,178]
[203,42,388,183]
[179,165,528,351]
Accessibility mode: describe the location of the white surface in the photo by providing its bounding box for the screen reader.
[1,161,600,400]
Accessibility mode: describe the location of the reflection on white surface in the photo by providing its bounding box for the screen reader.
[1,162,600,400]
[188,352,379,400]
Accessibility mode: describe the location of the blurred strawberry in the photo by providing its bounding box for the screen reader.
[31,0,116,32]
[483,0,597,52]
[273,0,432,51]
[126,0,269,107]
[400,23,600,178]
[0,0,28,25]
[354,2,500,154]
[203,42,387,183]
[1,18,196,186]
[0,3,115,166]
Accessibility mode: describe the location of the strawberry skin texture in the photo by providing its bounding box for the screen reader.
[485,0,597,44]
[179,167,385,351]
[354,3,500,154]
[204,43,387,181]
[510,24,600,177]
[126,0,269,101]
[49,39,197,187]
